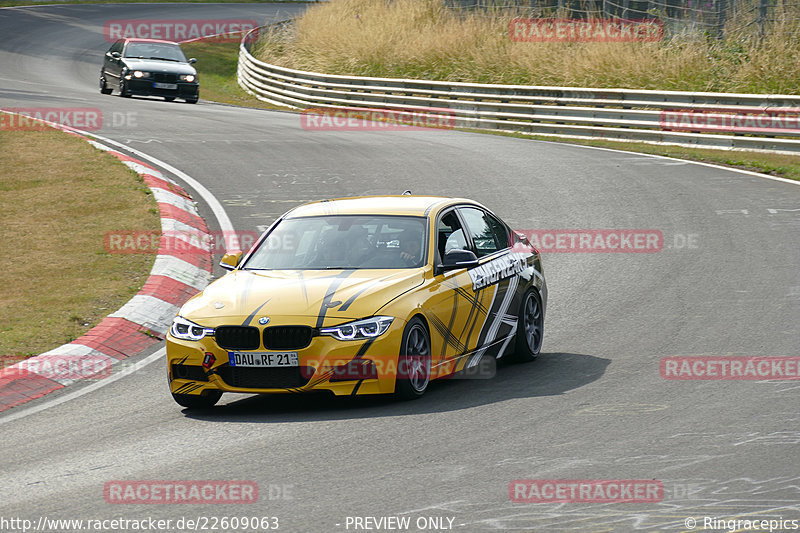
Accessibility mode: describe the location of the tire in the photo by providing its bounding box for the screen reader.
[164,96,175,102]
[99,72,112,95]
[184,97,198,104]
[511,288,544,362]
[395,317,431,400]
[172,390,221,409]
[119,77,131,98]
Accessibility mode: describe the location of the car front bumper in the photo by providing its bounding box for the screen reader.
[167,318,409,397]
[126,79,198,98]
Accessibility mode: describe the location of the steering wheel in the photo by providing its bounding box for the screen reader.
[400,252,418,267]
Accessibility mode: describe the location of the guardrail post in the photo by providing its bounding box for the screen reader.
[758,0,768,33]
[716,0,727,38]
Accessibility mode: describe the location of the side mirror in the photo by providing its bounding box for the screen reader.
[188,58,197,64]
[111,51,121,59]
[437,249,479,272]
[219,251,243,271]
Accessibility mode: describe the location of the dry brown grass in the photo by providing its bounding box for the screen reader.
[254,0,800,93]
[0,128,159,356]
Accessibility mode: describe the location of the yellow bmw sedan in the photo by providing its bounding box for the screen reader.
[166,195,546,408]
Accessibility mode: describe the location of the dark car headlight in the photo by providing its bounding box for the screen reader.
[180,74,196,82]
[132,70,150,79]
[320,316,393,341]
[170,316,213,341]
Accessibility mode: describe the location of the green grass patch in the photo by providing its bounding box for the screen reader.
[0,128,160,357]
[181,40,284,110]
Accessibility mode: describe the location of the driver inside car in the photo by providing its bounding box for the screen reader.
[398,232,422,266]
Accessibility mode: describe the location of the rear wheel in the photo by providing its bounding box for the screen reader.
[172,390,221,409]
[164,96,175,102]
[395,317,431,400]
[99,72,112,94]
[511,288,544,362]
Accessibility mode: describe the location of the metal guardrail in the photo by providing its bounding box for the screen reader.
[237,25,800,154]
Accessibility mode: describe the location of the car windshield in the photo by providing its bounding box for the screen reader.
[243,215,427,270]
[123,42,186,62]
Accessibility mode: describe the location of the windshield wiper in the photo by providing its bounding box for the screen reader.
[147,56,179,62]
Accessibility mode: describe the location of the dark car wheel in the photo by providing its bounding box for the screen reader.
[184,97,198,104]
[119,77,131,98]
[511,288,544,362]
[395,317,431,400]
[172,390,221,409]
[99,72,112,95]
[164,96,175,102]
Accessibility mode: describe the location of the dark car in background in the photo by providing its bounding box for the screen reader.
[100,38,199,103]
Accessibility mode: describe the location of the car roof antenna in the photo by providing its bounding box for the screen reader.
[402,190,412,195]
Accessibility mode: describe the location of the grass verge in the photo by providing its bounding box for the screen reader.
[0,127,159,357]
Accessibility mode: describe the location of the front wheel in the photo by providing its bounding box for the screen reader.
[511,288,544,362]
[164,96,175,102]
[119,77,131,98]
[184,97,198,104]
[172,390,221,409]
[395,317,431,400]
[99,72,112,95]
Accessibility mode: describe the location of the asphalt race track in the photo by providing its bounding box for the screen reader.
[1,4,799,532]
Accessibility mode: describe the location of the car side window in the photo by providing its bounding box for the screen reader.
[458,207,509,258]
[111,40,123,54]
[436,210,467,260]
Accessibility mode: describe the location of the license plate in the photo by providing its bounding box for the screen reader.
[228,352,298,368]
[153,82,177,90]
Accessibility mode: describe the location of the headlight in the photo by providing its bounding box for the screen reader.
[320,316,394,341]
[132,70,149,78]
[169,316,213,341]
[180,74,196,82]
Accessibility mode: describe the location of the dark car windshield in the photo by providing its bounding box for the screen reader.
[243,215,427,270]
[123,42,186,62]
